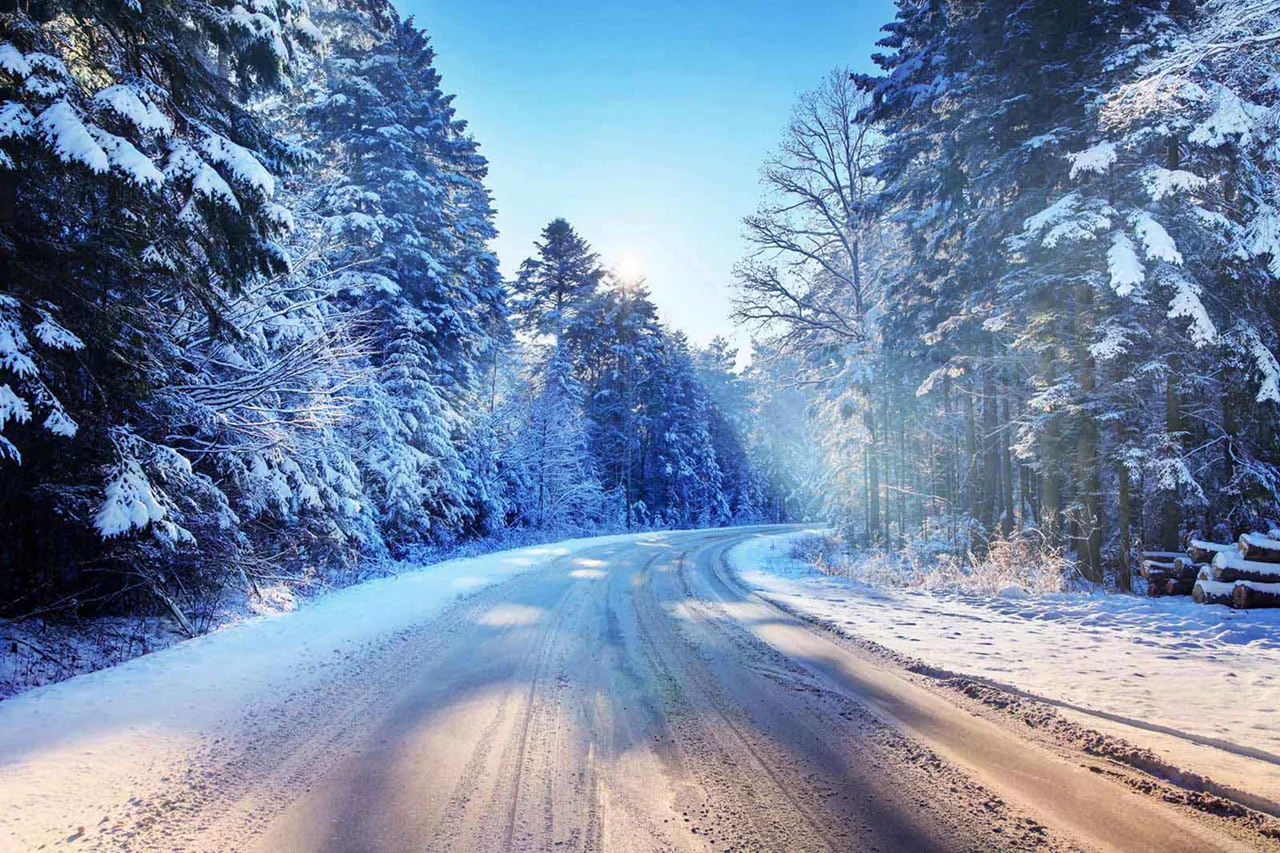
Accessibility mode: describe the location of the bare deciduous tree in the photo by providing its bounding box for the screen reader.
[734,69,883,355]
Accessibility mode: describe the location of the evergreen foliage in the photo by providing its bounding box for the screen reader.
[738,0,1280,587]
[0,1,781,625]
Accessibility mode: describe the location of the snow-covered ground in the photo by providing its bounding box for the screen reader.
[1,529,631,699]
[0,532,643,849]
[729,529,1280,810]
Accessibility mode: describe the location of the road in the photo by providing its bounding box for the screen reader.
[187,527,1267,852]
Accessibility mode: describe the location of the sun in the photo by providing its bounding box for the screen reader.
[615,252,645,284]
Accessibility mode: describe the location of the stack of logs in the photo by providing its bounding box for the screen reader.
[1140,532,1280,608]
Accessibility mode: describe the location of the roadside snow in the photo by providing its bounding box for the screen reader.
[730,529,1280,807]
[0,532,640,848]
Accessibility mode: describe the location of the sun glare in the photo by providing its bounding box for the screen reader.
[615,252,645,283]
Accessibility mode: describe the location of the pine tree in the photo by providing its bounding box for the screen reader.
[512,218,605,342]
[0,0,309,608]
[302,0,505,546]
[740,0,1280,583]
[506,347,606,530]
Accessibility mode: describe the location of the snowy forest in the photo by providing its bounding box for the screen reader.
[0,0,804,630]
[3,0,1280,635]
[737,0,1280,590]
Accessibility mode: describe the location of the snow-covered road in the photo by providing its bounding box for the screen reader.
[731,529,1280,813]
[0,527,1275,851]
[0,533,639,850]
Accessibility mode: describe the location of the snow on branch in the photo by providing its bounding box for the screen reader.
[96,458,168,539]
[1141,166,1207,201]
[1013,193,1114,250]
[1162,269,1217,347]
[1136,1,1280,82]
[199,133,276,198]
[1238,323,1280,403]
[0,384,31,461]
[0,43,31,78]
[167,142,240,210]
[93,83,173,137]
[36,101,108,173]
[1089,324,1131,361]
[87,126,164,188]
[1188,85,1257,148]
[0,102,34,141]
[1107,231,1145,297]
[1066,141,1116,179]
[0,296,81,461]
[1246,207,1280,276]
[1130,211,1182,265]
[94,429,236,545]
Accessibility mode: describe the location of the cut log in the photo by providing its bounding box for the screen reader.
[1239,532,1280,564]
[1210,551,1280,583]
[1141,560,1200,581]
[1164,577,1195,596]
[1188,540,1233,565]
[1197,566,1213,581]
[1169,557,1204,579]
[1193,580,1237,606]
[1232,582,1280,610]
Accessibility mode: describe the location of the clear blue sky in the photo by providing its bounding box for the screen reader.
[407,0,898,353]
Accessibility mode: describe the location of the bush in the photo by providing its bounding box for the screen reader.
[790,529,1074,595]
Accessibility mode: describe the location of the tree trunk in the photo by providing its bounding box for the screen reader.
[1117,460,1132,591]
[965,391,978,523]
[980,372,999,535]
[1000,389,1015,538]
[897,406,907,544]
[1161,374,1182,551]
[1039,350,1062,542]
[863,441,872,544]
[1041,425,1061,543]
[1078,327,1102,583]
[866,407,881,542]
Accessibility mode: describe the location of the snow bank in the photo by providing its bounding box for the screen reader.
[729,530,1280,805]
[0,532,639,846]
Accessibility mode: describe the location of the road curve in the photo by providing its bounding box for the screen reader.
[192,527,1267,852]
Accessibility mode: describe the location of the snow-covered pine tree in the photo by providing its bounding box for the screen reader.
[571,277,662,528]
[0,0,310,608]
[301,0,505,546]
[512,218,605,342]
[748,0,1280,581]
[644,331,729,528]
[505,346,607,531]
[503,217,610,529]
[0,0,515,621]
[694,337,766,521]
[1043,0,1280,554]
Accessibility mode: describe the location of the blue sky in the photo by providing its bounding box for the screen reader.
[407,0,898,353]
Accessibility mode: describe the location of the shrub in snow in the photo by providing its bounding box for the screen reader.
[791,530,1074,596]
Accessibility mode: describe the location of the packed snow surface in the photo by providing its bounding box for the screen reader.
[730,530,1280,803]
[0,532,642,847]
